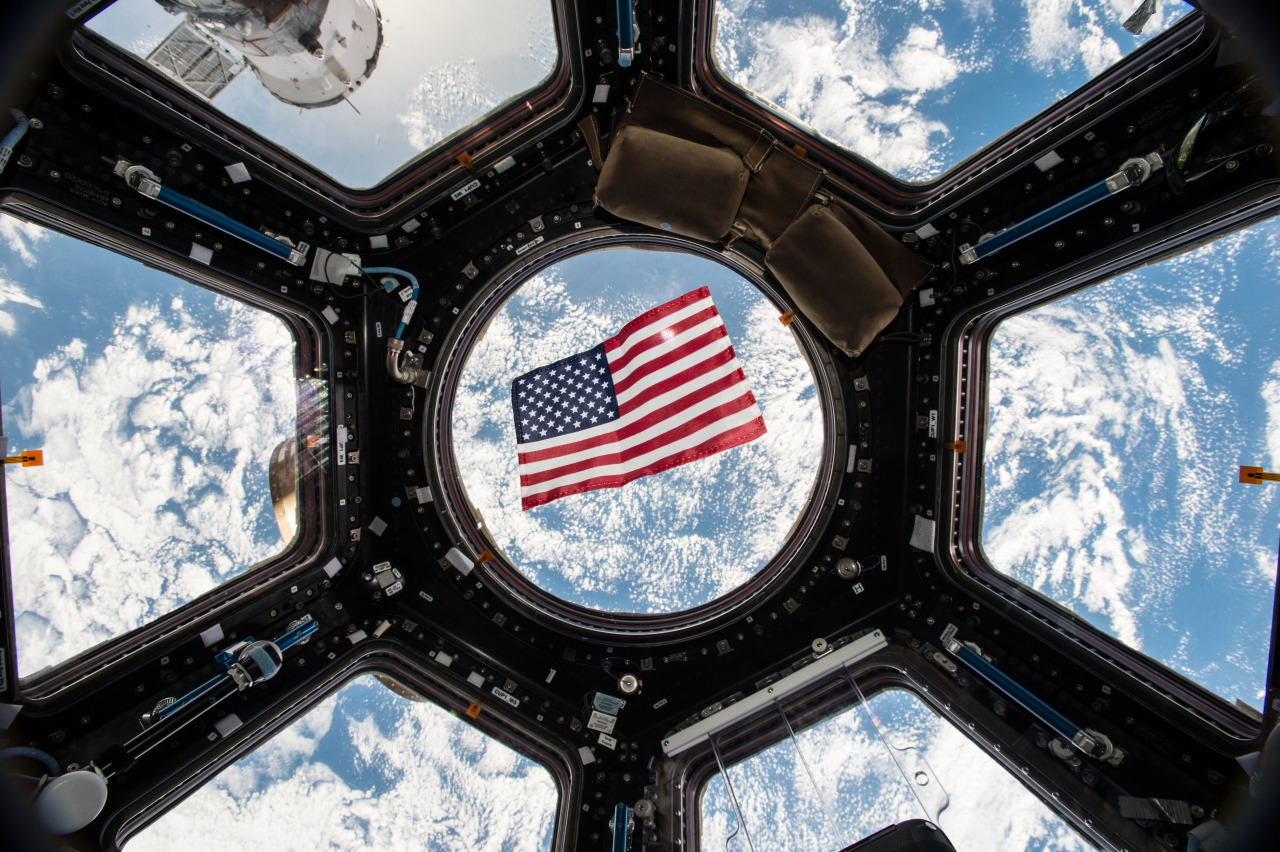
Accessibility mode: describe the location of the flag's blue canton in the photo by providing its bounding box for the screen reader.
[511,343,620,445]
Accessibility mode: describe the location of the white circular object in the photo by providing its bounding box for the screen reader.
[33,770,108,835]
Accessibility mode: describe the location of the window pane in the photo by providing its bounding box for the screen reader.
[452,248,824,614]
[0,212,306,678]
[85,0,560,189]
[983,216,1280,709]
[125,674,558,850]
[700,685,1089,850]
[712,0,1191,182]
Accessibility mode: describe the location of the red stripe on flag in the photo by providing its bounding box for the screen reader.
[605,306,721,376]
[517,286,765,510]
[610,326,729,397]
[520,416,766,510]
[518,392,761,486]
[603,286,712,357]
[518,368,754,465]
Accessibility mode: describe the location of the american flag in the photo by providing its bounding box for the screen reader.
[511,287,766,510]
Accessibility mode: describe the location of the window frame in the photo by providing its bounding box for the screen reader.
[107,651,577,852]
[690,0,1209,214]
[680,661,1106,852]
[938,197,1280,742]
[68,0,580,216]
[0,194,333,701]
[426,229,848,640]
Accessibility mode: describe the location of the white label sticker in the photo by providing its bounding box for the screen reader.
[598,733,618,750]
[444,547,473,574]
[189,243,214,265]
[336,425,348,466]
[224,162,251,184]
[928,410,938,438]
[451,178,481,201]
[375,321,384,338]
[546,668,557,683]
[491,686,520,708]
[398,286,413,303]
[515,235,545,256]
[588,711,617,734]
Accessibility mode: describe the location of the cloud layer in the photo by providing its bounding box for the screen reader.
[713,0,1187,180]
[128,676,557,851]
[451,250,823,614]
[3,235,298,676]
[702,687,1092,851]
[984,219,1280,704]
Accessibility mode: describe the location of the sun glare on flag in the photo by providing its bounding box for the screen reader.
[510,286,766,510]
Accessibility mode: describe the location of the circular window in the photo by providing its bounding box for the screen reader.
[444,242,828,620]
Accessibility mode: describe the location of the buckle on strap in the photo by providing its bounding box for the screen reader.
[743,130,775,173]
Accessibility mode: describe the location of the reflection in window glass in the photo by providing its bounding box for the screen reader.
[452,248,824,614]
[85,0,559,189]
[984,217,1280,709]
[700,687,1089,851]
[713,0,1191,182]
[0,212,303,678]
[126,675,558,851]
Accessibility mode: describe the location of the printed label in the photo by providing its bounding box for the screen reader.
[598,733,618,750]
[588,711,617,734]
[491,686,520,708]
[450,179,481,201]
[593,693,626,714]
[516,235,545,256]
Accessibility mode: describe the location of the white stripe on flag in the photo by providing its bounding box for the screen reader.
[605,295,715,362]
[518,383,757,474]
[519,406,763,499]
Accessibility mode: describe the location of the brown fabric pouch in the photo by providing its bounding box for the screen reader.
[618,76,823,247]
[595,124,749,243]
[766,203,933,356]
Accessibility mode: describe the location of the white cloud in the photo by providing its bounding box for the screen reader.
[4,295,297,676]
[0,216,48,266]
[714,2,960,180]
[712,1,1190,181]
[983,221,1280,702]
[450,253,823,614]
[0,276,44,334]
[128,677,557,852]
[702,688,1093,851]
[1262,360,1280,471]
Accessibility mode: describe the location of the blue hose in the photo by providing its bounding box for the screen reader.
[156,186,295,262]
[362,267,420,339]
[970,179,1112,262]
[0,111,30,175]
[0,747,60,776]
